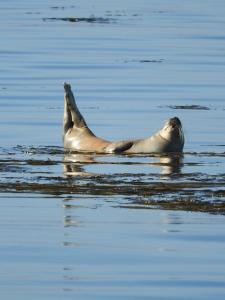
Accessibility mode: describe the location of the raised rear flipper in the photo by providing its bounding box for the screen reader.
[64,82,87,129]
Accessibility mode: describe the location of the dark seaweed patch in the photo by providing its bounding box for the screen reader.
[43,16,115,24]
[124,59,164,63]
[119,198,225,214]
[1,146,225,214]
[1,178,225,215]
[139,59,164,63]
[168,105,210,110]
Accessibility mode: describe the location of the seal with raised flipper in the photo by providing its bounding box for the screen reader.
[63,82,184,154]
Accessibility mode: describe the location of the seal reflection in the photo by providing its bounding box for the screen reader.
[156,154,183,175]
[64,153,95,177]
[63,153,183,177]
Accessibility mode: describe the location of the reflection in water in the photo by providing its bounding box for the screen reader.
[64,215,81,227]
[156,154,183,175]
[64,152,183,177]
[64,153,95,176]
[161,212,183,234]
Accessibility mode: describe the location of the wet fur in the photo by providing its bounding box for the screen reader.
[63,83,184,154]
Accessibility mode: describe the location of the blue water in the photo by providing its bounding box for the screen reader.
[0,1,225,299]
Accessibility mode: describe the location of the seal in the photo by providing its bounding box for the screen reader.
[63,82,184,154]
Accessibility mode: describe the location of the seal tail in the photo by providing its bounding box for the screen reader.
[63,82,88,134]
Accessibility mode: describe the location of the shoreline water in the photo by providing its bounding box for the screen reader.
[0,1,225,299]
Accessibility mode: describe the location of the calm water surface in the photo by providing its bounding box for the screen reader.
[0,0,225,299]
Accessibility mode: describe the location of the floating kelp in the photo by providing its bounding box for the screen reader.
[0,146,225,214]
[119,198,225,214]
[167,105,210,110]
[124,59,164,63]
[43,16,115,24]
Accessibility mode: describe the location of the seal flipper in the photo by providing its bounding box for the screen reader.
[64,82,88,128]
[105,141,133,154]
[63,92,73,135]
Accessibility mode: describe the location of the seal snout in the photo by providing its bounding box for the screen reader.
[169,117,182,128]
[64,82,71,92]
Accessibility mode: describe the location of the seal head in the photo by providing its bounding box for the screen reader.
[158,117,184,152]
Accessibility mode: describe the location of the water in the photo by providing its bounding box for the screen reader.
[0,1,225,299]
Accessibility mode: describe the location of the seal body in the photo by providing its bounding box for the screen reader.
[124,117,184,153]
[63,83,184,154]
[64,127,110,153]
